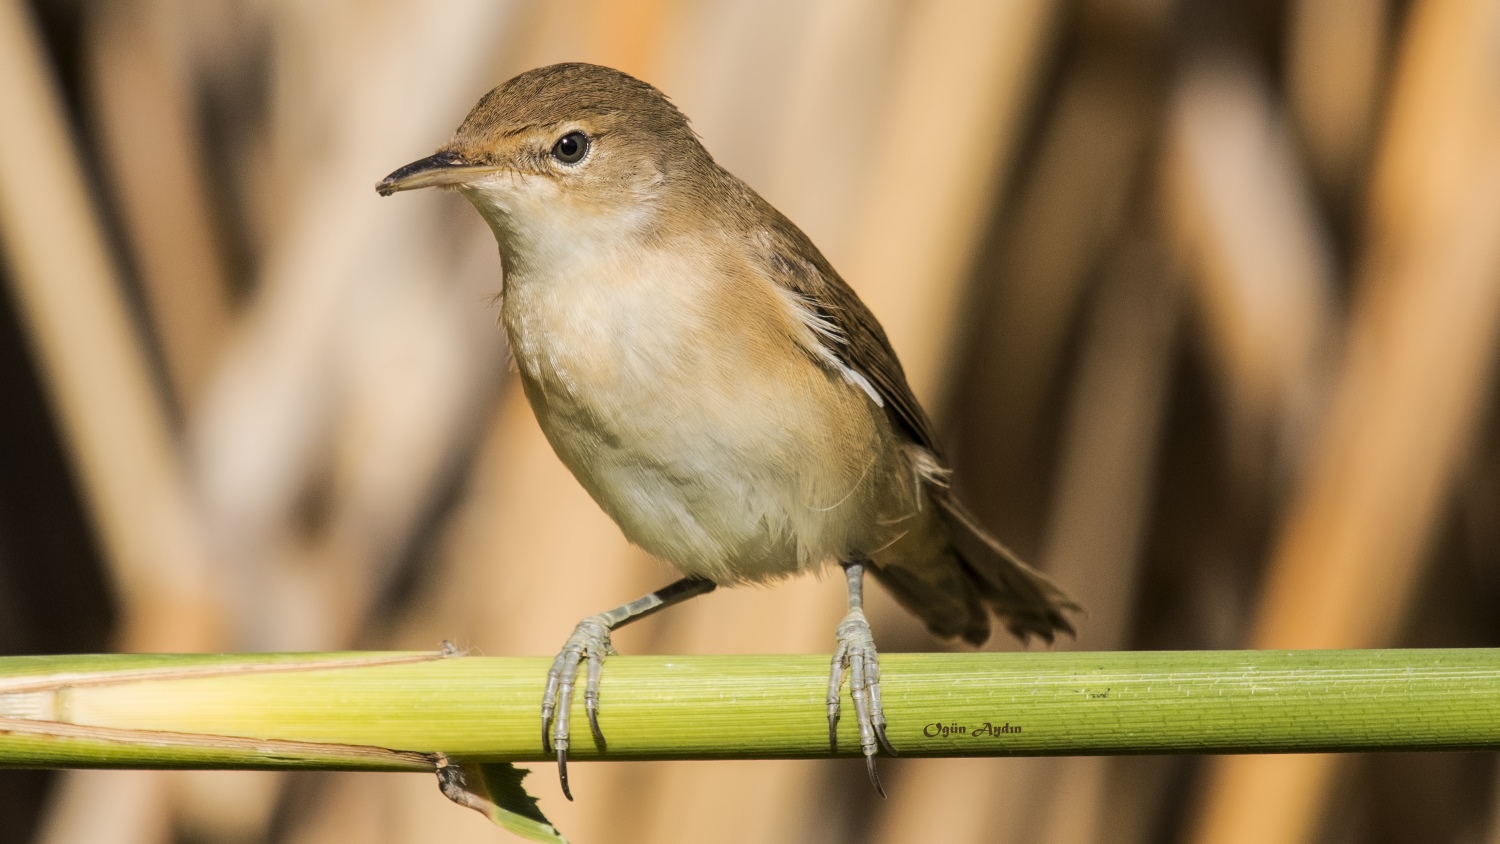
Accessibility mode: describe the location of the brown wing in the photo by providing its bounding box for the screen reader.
[752,209,947,461]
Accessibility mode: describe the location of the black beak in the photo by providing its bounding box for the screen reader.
[376,150,495,196]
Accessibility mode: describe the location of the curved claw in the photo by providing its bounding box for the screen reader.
[557,745,573,801]
[866,754,887,799]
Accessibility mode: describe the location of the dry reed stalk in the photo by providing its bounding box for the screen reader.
[33,770,173,844]
[1038,242,1179,651]
[1162,58,1337,484]
[1192,1,1500,841]
[950,51,1159,552]
[0,0,222,661]
[311,228,506,639]
[844,0,1059,407]
[1286,0,1389,196]
[84,1,235,412]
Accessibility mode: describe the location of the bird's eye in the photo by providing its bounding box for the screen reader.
[551,131,590,165]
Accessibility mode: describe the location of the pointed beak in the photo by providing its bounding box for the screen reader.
[376,150,501,196]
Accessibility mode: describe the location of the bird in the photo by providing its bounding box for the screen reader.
[377,62,1077,800]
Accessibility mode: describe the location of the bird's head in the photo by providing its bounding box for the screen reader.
[378,63,712,261]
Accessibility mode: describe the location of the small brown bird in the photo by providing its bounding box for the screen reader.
[378,62,1076,799]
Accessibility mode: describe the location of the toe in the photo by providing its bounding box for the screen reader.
[826,641,849,750]
[585,648,608,750]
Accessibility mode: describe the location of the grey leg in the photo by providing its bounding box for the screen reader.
[827,558,896,796]
[541,576,716,800]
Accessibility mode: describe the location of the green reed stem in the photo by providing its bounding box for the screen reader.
[0,649,1495,769]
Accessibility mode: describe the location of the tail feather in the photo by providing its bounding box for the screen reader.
[868,557,991,646]
[932,493,1079,643]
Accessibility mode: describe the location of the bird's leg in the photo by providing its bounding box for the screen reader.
[827,557,896,796]
[541,576,716,800]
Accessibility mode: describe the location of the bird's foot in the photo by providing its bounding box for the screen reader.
[827,607,896,796]
[540,615,615,801]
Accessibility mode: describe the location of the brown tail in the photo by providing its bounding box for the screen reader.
[867,492,1079,647]
[931,493,1079,644]
[867,548,993,646]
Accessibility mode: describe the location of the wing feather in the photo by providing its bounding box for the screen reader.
[751,212,945,460]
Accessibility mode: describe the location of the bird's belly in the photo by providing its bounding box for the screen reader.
[520,358,902,584]
[555,425,801,581]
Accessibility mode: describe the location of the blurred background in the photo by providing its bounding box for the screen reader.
[0,0,1498,842]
